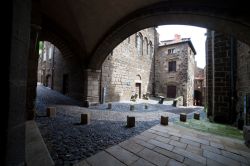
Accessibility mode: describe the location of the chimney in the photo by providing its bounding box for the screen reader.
[174,34,181,41]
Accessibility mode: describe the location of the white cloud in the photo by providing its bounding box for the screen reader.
[156,25,207,68]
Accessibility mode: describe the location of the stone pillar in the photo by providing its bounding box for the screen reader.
[7,0,31,165]
[206,31,237,124]
[83,69,101,104]
[26,23,41,120]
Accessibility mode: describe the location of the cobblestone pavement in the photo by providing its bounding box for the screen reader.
[35,84,83,116]
[35,85,204,165]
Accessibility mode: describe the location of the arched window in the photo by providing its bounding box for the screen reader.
[149,41,153,58]
[136,33,143,56]
[144,37,148,55]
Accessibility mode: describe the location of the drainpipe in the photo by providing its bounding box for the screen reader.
[100,66,103,103]
[51,45,55,89]
[211,31,215,118]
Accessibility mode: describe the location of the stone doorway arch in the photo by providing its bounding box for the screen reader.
[45,74,52,88]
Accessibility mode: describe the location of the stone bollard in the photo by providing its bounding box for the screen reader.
[180,113,187,122]
[243,126,250,147]
[46,107,56,117]
[108,102,112,109]
[81,113,90,125]
[161,116,168,125]
[130,104,135,111]
[194,112,200,120]
[127,116,135,127]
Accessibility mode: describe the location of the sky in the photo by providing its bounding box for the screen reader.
[156,25,207,68]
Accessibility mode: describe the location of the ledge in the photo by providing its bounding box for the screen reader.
[25,120,54,166]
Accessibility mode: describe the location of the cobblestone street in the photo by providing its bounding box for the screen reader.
[35,85,204,165]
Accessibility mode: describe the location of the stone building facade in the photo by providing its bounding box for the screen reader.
[236,41,250,125]
[37,30,199,108]
[101,28,158,102]
[155,35,196,106]
[206,30,250,124]
[37,41,84,100]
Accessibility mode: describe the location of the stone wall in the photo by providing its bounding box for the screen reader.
[187,46,195,106]
[37,41,84,100]
[101,28,157,102]
[155,41,195,106]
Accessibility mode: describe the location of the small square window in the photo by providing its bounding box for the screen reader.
[168,48,175,54]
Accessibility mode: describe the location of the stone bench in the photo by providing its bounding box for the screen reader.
[81,113,90,125]
[243,126,250,147]
[161,116,168,125]
[127,116,135,127]
[194,112,200,120]
[180,113,187,122]
[46,107,56,117]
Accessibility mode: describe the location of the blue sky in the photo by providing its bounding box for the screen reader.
[156,25,207,68]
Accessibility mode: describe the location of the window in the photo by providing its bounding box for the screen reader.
[169,61,176,72]
[144,37,148,55]
[49,47,53,59]
[168,48,175,54]
[136,33,143,56]
[149,41,153,58]
[43,48,46,61]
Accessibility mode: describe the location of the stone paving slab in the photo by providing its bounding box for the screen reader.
[119,140,144,154]
[105,145,139,165]
[203,150,241,166]
[75,123,250,166]
[130,158,155,166]
[186,145,202,155]
[138,148,170,166]
[85,151,126,166]
[153,147,184,162]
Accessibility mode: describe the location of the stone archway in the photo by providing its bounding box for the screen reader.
[45,74,52,88]
[88,3,250,70]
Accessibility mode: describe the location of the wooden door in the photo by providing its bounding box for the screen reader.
[167,85,176,98]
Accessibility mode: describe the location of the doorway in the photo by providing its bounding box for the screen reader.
[62,74,69,94]
[167,85,176,98]
[46,74,52,88]
[135,83,141,98]
[194,90,202,106]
